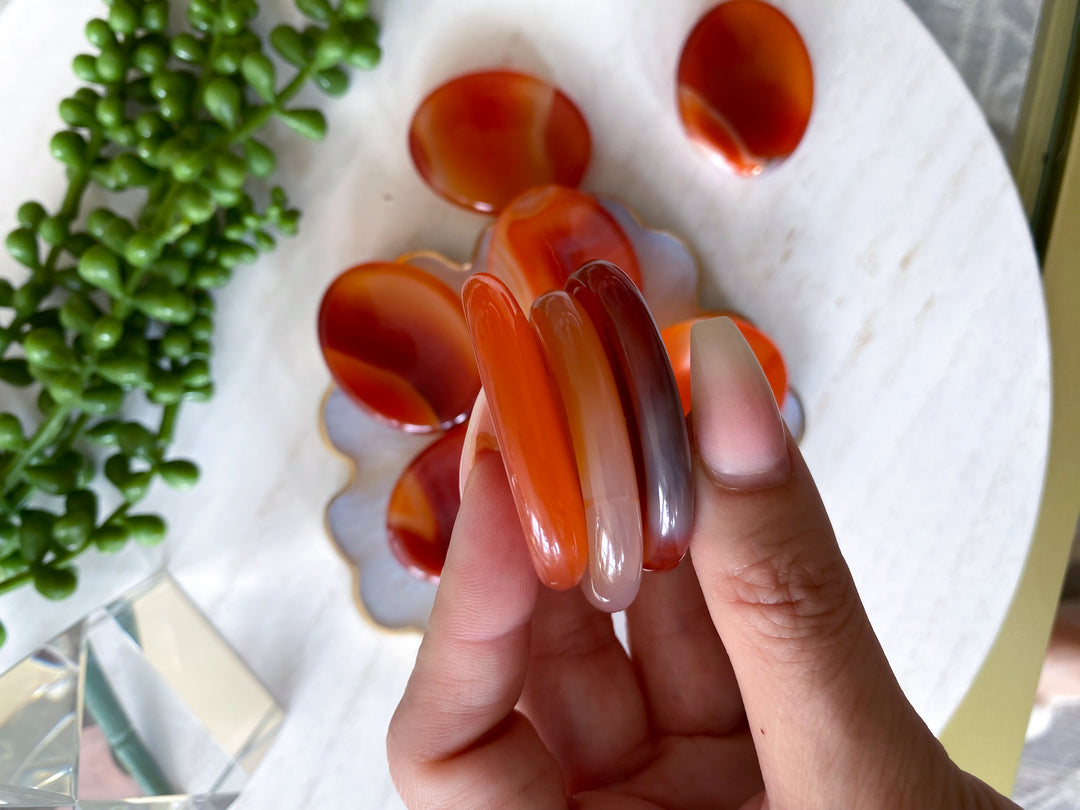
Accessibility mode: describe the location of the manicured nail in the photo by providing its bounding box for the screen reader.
[690,317,791,489]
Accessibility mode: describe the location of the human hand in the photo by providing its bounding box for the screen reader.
[387,317,1020,810]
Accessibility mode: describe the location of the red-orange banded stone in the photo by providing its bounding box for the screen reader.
[485,185,642,311]
[461,273,588,589]
[409,70,592,214]
[677,0,813,174]
[387,423,468,581]
[318,262,480,432]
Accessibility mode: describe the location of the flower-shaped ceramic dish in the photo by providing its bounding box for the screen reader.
[321,198,801,631]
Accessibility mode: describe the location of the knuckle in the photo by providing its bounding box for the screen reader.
[720,533,860,657]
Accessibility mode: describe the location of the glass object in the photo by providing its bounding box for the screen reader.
[567,261,694,572]
[409,70,591,214]
[318,262,481,433]
[532,291,643,612]
[483,185,642,310]
[461,273,588,590]
[677,0,813,174]
[0,574,282,809]
[387,422,468,581]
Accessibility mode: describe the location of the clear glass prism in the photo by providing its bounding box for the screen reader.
[0,574,283,809]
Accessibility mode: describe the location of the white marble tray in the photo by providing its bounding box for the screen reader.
[0,0,1049,806]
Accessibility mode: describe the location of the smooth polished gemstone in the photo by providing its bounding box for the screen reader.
[677,0,813,175]
[662,314,787,415]
[461,273,589,589]
[531,291,643,612]
[567,262,694,571]
[409,70,592,214]
[387,423,468,581]
[318,262,481,432]
[396,250,470,294]
[485,185,643,310]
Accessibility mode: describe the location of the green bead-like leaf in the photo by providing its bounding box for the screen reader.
[0,521,18,558]
[0,278,12,307]
[0,359,33,387]
[72,53,101,83]
[53,511,92,552]
[160,459,199,490]
[148,370,185,404]
[297,0,332,21]
[240,53,276,102]
[59,98,96,128]
[243,139,276,178]
[345,39,380,70]
[67,489,98,521]
[90,316,124,350]
[277,108,327,141]
[161,327,192,359]
[38,216,69,247]
[314,26,348,71]
[24,464,77,496]
[0,413,24,451]
[340,0,370,19]
[270,25,308,67]
[86,420,122,446]
[192,263,231,290]
[180,359,210,388]
[204,78,243,129]
[111,154,156,188]
[177,185,216,224]
[142,1,168,32]
[132,287,194,324]
[92,525,129,553]
[96,47,127,83]
[34,565,78,601]
[59,295,100,333]
[96,353,149,386]
[213,152,247,189]
[82,384,126,415]
[16,201,46,231]
[124,231,160,268]
[314,67,349,97]
[171,33,204,63]
[5,227,39,269]
[108,0,138,36]
[24,329,76,371]
[78,245,124,295]
[116,422,155,457]
[0,552,27,580]
[19,510,53,564]
[126,515,167,546]
[121,471,153,502]
[85,18,115,49]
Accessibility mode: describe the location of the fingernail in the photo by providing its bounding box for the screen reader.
[690,317,791,489]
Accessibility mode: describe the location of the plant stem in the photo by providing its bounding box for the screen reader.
[0,404,73,498]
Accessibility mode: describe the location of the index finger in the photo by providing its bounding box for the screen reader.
[387,452,565,808]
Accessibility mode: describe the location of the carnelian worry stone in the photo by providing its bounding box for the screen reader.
[677,0,813,175]
[662,314,787,415]
[387,423,468,582]
[318,262,480,432]
[409,70,592,214]
[461,273,589,589]
[532,291,643,612]
[485,185,643,310]
[567,261,693,572]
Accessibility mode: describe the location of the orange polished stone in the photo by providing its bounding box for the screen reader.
[485,185,643,310]
[662,313,787,415]
[461,273,589,589]
[387,423,468,582]
[318,262,481,432]
[677,0,813,175]
[409,70,592,214]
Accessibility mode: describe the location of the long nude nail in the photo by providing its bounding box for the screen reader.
[690,317,791,489]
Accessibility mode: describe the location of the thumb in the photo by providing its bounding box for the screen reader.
[687,317,1007,810]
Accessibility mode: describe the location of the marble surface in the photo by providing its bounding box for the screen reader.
[0,0,1050,807]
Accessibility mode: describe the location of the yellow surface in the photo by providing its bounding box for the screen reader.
[939,86,1080,794]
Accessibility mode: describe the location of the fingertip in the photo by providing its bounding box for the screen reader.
[690,317,791,491]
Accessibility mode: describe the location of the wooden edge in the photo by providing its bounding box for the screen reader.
[939,85,1080,795]
[1010,0,1080,223]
